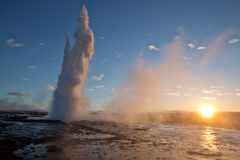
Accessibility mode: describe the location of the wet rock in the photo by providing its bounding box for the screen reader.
[47,145,63,152]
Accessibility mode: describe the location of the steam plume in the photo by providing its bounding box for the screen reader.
[103,36,201,123]
[103,29,233,123]
[51,6,94,121]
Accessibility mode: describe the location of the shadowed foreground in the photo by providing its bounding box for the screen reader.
[0,111,240,160]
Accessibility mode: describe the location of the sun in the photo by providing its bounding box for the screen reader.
[198,104,215,118]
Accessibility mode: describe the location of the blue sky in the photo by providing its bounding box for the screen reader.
[0,0,240,111]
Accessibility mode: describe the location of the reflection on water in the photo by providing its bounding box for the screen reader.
[201,127,218,152]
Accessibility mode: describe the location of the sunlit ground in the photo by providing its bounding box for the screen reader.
[201,127,218,152]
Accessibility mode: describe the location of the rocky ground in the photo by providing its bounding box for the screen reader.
[0,111,240,160]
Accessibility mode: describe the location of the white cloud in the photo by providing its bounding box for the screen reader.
[125,87,134,91]
[5,38,25,48]
[228,38,239,44]
[87,84,107,92]
[28,65,38,70]
[100,57,110,64]
[88,88,94,92]
[201,89,212,94]
[183,56,192,60]
[235,88,240,96]
[160,89,171,92]
[45,84,55,92]
[201,89,218,95]
[197,46,206,50]
[95,85,105,89]
[139,52,144,56]
[88,85,107,92]
[21,77,29,81]
[99,37,105,40]
[211,86,224,89]
[148,33,155,37]
[5,38,15,45]
[11,43,25,47]
[92,74,104,81]
[217,92,232,96]
[235,88,240,92]
[162,92,180,96]
[117,54,123,58]
[189,88,199,91]
[176,85,182,88]
[39,42,45,46]
[188,43,195,48]
[148,44,160,51]
[201,96,217,100]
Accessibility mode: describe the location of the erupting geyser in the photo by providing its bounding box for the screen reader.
[51,6,94,121]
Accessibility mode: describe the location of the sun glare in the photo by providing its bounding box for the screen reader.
[198,104,215,118]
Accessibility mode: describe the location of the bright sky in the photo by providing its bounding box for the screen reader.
[0,0,240,111]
